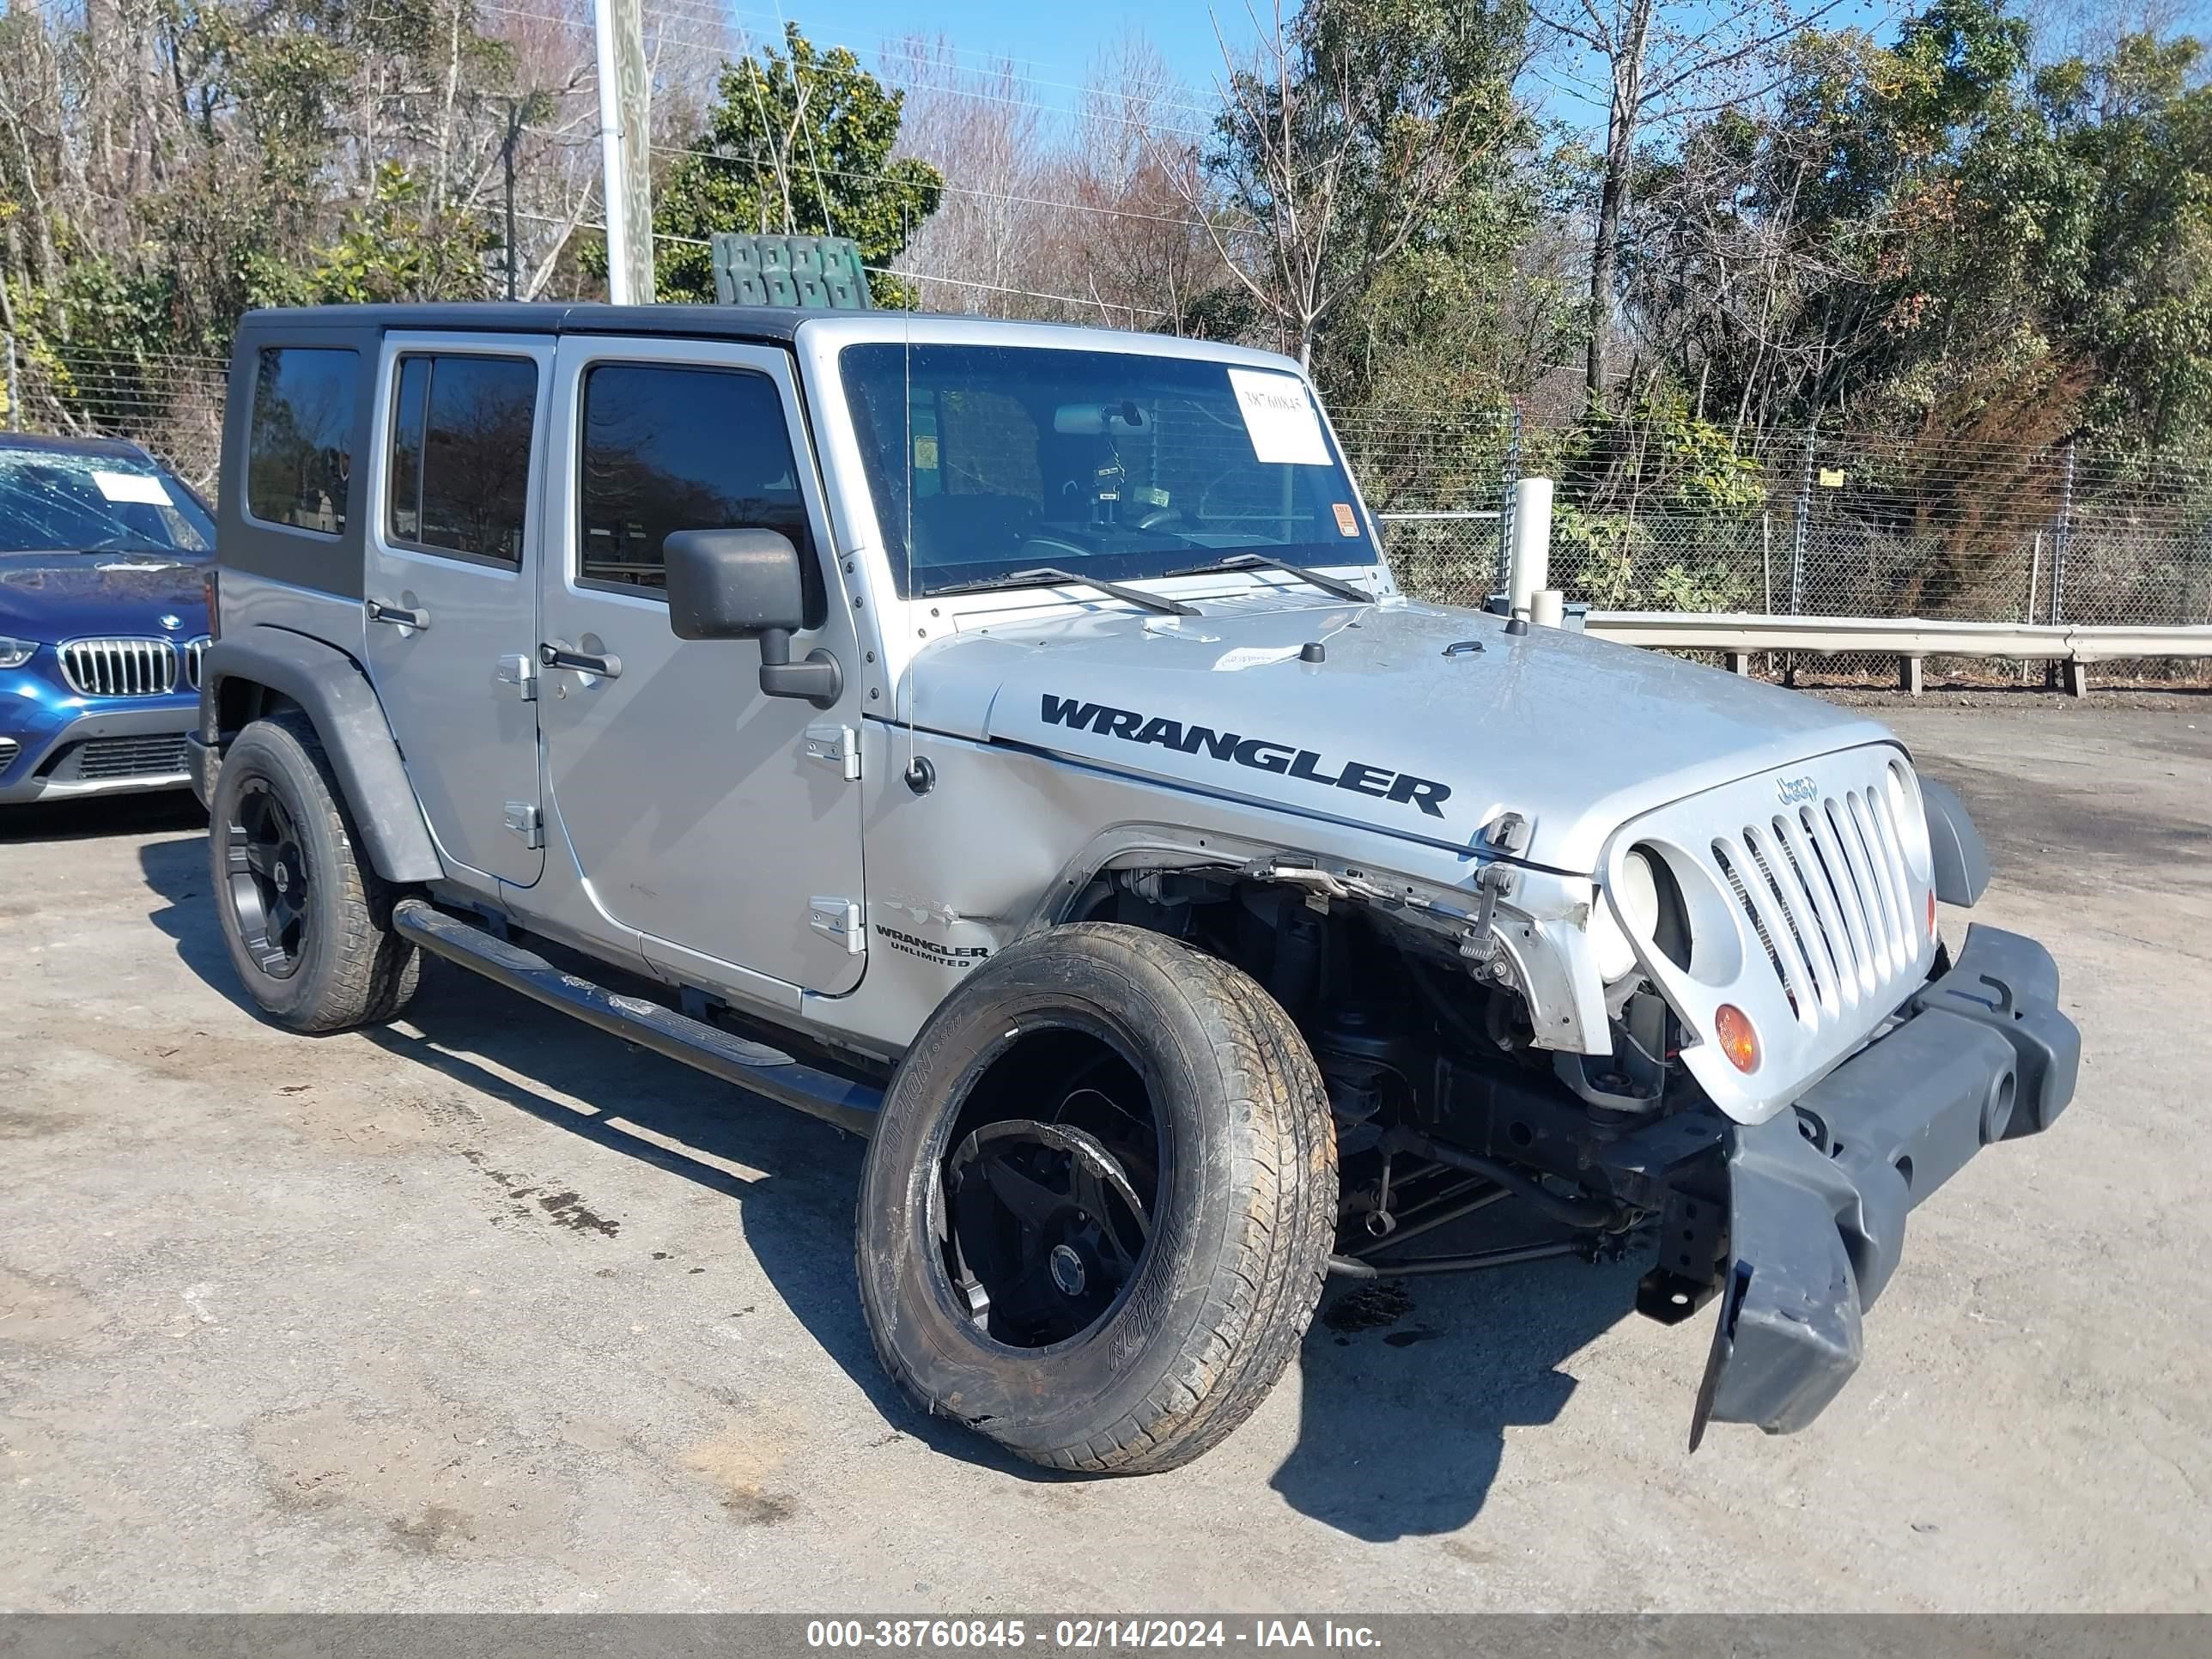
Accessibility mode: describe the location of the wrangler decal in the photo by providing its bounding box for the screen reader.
[1039,693,1451,818]
[873,923,991,969]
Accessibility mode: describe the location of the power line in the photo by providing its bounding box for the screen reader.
[474,1,1218,140]
[507,207,1172,314]
[518,123,1261,242]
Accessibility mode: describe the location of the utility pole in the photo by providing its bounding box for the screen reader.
[592,0,654,304]
[502,100,520,302]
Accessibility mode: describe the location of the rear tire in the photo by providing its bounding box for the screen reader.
[855,923,1336,1475]
[208,711,421,1033]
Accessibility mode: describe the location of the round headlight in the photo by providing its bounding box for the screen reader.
[1616,848,1662,938]
[1589,902,1637,982]
[1591,848,1665,982]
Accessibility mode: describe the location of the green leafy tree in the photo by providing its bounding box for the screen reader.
[1202,0,1534,380]
[649,23,943,305]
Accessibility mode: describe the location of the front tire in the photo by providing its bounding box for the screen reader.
[856,923,1336,1475]
[208,711,421,1033]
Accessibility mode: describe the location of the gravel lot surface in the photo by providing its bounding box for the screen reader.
[3,696,2206,1612]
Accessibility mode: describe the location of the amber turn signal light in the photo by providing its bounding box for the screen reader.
[1926,889,1937,939]
[1715,1003,1759,1073]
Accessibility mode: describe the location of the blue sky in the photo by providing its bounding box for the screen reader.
[726,1,1256,109]
[728,1,2212,141]
[730,0,1912,140]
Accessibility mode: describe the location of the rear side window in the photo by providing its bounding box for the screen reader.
[386,354,538,563]
[577,362,815,599]
[246,348,361,534]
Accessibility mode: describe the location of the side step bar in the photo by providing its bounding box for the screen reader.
[391,899,883,1137]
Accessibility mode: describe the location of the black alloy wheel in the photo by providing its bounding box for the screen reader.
[940,1073,1159,1349]
[224,777,311,978]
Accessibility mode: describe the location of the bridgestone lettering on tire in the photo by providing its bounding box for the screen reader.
[209,711,421,1034]
[855,923,1337,1475]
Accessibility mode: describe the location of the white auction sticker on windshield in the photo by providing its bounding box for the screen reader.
[1227,368,1330,465]
[92,470,173,506]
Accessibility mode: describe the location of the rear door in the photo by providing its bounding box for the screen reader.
[535,335,867,995]
[362,333,550,885]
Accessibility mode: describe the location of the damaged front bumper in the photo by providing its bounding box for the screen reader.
[1687,921,2080,1445]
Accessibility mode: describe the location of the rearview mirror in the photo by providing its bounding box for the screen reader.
[663,527,842,707]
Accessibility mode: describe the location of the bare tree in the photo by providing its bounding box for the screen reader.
[1057,32,1221,331]
[887,35,1054,317]
[1534,0,1849,402]
[1194,0,1522,370]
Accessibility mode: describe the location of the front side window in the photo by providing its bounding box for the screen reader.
[838,343,1380,597]
[576,362,816,602]
[246,348,360,534]
[386,354,538,563]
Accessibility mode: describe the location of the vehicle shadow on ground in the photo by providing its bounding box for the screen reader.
[0,792,204,845]
[136,839,1642,1536]
[1278,1240,1639,1540]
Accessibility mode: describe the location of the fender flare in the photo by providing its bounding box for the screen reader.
[200,628,443,884]
[1919,777,1990,908]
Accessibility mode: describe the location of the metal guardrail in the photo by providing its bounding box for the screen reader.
[1581,612,2212,695]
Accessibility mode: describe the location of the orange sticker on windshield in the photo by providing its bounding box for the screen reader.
[1332,502,1358,536]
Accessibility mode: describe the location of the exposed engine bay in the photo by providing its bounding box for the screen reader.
[1071,866,1736,1326]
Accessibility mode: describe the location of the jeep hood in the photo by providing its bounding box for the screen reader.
[906,593,1899,873]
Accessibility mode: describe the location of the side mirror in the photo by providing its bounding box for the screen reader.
[662,527,842,707]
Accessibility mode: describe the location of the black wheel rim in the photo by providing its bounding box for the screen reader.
[939,1065,1160,1351]
[223,778,310,980]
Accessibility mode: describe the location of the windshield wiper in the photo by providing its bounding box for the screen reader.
[925,566,1198,617]
[1167,551,1372,605]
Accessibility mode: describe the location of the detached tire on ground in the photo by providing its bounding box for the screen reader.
[208,710,421,1034]
[856,922,1337,1475]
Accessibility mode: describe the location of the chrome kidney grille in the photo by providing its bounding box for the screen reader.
[59,637,180,698]
[1711,783,1919,1031]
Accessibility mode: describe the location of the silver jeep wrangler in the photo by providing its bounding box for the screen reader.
[192,302,2079,1474]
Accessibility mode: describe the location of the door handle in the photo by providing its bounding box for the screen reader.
[368,599,430,629]
[541,641,622,679]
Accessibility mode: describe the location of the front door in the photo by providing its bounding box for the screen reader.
[535,336,867,995]
[362,335,550,885]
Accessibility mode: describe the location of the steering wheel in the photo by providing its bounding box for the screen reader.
[1137,507,1184,531]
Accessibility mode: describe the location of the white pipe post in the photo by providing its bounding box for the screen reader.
[1507,477,1554,618]
[592,0,653,304]
[593,0,632,305]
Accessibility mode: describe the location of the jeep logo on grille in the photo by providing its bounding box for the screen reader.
[1776,774,1820,806]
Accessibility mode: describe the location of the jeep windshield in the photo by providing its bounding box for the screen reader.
[0,444,216,556]
[838,343,1382,599]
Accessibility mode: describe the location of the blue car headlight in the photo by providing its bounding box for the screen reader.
[0,636,36,670]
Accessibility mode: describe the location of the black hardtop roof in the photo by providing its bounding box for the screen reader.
[236,301,955,344]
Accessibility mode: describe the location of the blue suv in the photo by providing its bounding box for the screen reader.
[0,432,216,805]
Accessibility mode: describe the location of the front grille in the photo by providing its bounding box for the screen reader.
[60,637,179,698]
[183,636,210,690]
[47,734,191,782]
[1711,782,1917,1030]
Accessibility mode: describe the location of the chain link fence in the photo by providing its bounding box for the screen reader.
[1373,415,2212,684]
[2,337,231,493]
[4,337,2207,682]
